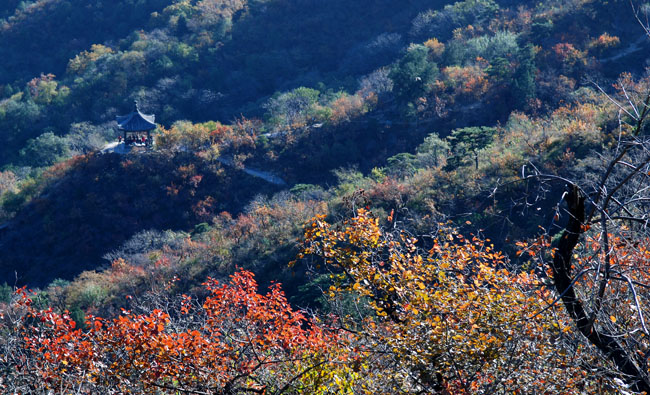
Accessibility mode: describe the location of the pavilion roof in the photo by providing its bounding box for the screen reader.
[116,101,156,131]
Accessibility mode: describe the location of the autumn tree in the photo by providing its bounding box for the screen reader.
[298,209,596,393]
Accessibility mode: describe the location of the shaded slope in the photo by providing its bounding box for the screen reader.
[0,152,281,287]
[212,0,437,118]
[0,0,171,84]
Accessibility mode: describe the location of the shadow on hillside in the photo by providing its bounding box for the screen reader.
[212,0,434,119]
[0,152,282,288]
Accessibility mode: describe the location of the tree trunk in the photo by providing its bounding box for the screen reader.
[552,184,650,393]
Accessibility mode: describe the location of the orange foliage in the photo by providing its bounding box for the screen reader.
[329,94,366,124]
[423,37,445,58]
[0,170,17,195]
[551,42,587,69]
[192,196,215,220]
[588,32,620,52]
[155,120,255,155]
[27,73,55,97]
[16,270,343,393]
[367,176,412,209]
[442,65,490,99]
[42,154,91,181]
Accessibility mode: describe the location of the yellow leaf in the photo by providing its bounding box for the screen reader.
[610,315,617,323]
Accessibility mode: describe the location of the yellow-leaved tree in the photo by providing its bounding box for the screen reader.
[298,209,602,393]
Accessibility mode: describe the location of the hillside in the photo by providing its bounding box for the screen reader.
[3,0,650,392]
[0,152,283,286]
[0,0,170,83]
[0,0,644,282]
[2,0,642,167]
[0,0,437,165]
[0,0,646,286]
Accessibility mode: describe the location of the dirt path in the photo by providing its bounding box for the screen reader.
[215,157,287,186]
[100,141,131,154]
[100,141,287,186]
[600,34,648,63]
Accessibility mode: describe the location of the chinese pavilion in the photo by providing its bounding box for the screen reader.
[116,101,156,147]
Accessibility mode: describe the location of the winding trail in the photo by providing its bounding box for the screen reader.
[600,34,648,63]
[100,142,287,186]
[215,157,287,186]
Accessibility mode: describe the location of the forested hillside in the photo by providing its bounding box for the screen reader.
[3,0,650,393]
